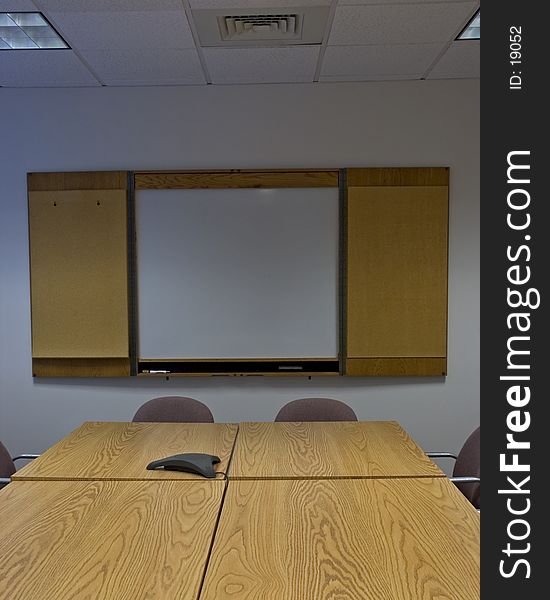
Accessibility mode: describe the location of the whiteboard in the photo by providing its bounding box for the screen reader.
[136,187,339,359]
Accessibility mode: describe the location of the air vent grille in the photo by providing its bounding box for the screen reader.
[192,5,330,48]
[219,13,303,41]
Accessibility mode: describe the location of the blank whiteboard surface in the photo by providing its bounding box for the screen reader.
[136,188,339,359]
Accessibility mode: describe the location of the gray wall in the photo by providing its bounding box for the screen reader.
[0,79,479,458]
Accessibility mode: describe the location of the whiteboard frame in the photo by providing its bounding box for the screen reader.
[131,170,343,377]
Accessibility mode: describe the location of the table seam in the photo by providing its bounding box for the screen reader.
[196,477,230,600]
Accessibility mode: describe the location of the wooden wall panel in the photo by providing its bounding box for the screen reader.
[345,168,448,376]
[32,358,130,378]
[346,358,447,377]
[28,171,127,192]
[26,168,449,378]
[347,167,448,187]
[134,170,338,189]
[28,180,130,374]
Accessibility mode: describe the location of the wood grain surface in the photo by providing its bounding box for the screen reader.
[229,421,443,479]
[347,167,449,187]
[200,477,480,600]
[0,480,224,600]
[345,358,447,376]
[28,189,129,360]
[13,422,238,481]
[28,171,128,192]
[134,170,338,189]
[32,357,131,377]
[346,185,448,360]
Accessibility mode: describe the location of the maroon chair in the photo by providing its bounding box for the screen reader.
[0,441,16,489]
[274,398,357,422]
[1,440,40,489]
[451,427,481,508]
[428,427,480,509]
[132,396,214,423]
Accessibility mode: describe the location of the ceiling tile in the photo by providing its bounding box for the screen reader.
[188,1,331,8]
[203,46,320,84]
[48,10,195,50]
[0,0,39,10]
[321,43,445,77]
[319,73,424,82]
[329,2,477,45]
[428,40,479,78]
[339,0,469,4]
[34,1,182,11]
[0,50,99,86]
[80,48,206,85]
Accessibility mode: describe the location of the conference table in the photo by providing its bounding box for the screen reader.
[0,421,479,599]
[10,421,238,481]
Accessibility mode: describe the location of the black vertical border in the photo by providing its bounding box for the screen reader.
[482,3,547,597]
[338,168,348,375]
[127,171,138,376]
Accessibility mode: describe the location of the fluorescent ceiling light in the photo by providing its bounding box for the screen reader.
[457,9,480,40]
[0,12,69,50]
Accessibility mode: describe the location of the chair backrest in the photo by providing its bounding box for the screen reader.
[453,427,480,508]
[132,396,214,423]
[274,398,358,422]
[0,440,16,487]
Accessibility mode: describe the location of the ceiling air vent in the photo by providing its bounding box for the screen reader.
[220,14,302,42]
[192,6,330,47]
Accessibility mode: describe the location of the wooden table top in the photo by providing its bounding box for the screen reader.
[200,477,480,600]
[12,421,238,481]
[229,421,443,479]
[0,480,225,600]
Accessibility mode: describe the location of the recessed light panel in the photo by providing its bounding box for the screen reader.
[457,10,480,40]
[0,12,69,50]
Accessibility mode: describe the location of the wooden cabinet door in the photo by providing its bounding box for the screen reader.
[345,168,448,376]
[28,171,130,376]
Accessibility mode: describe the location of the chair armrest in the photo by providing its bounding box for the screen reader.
[449,476,480,484]
[426,452,457,460]
[12,454,40,462]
